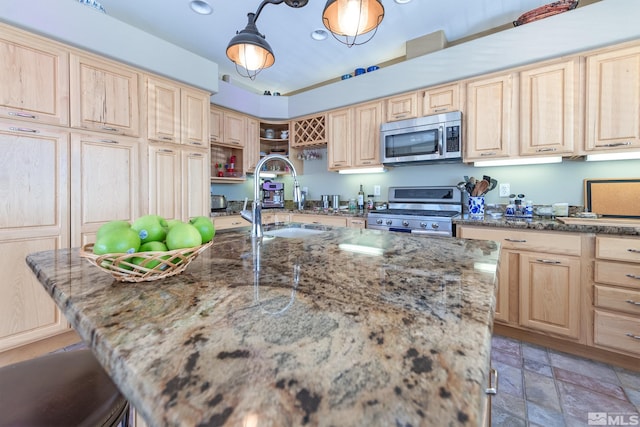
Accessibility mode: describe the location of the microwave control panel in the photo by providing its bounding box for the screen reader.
[445,125,460,153]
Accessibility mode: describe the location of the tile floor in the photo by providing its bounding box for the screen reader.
[490,334,640,426]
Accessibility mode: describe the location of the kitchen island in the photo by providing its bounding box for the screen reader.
[26,225,499,426]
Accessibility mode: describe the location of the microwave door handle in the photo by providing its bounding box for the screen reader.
[438,126,444,155]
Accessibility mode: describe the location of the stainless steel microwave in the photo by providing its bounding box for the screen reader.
[380,111,462,165]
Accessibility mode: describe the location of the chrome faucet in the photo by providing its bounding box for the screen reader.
[240,154,302,238]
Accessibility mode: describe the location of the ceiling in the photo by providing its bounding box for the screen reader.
[93,0,568,95]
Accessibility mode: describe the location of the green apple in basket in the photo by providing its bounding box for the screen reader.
[131,215,168,244]
[189,216,215,243]
[131,241,170,270]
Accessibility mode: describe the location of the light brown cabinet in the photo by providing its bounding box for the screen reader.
[593,235,640,357]
[457,226,582,339]
[353,101,383,168]
[290,214,347,227]
[223,110,246,147]
[291,114,326,147]
[213,215,246,230]
[327,108,352,170]
[347,217,366,229]
[585,45,640,152]
[262,212,291,225]
[421,83,460,115]
[70,132,142,246]
[147,76,209,145]
[385,92,419,122]
[465,73,517,161]
[0,24,69,127]
[70,53,140,137]
[519,59,580,156]
[0,121,70,352]
[148,144,209,222]
[245,117,260,173]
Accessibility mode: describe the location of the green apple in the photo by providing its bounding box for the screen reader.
[96,220,131,240]
[131,215,168,244]
[189,216,215,243]
[165,222,202,250]
[131,241,169,270]
[93,227,141,255]
[166,219,182,229]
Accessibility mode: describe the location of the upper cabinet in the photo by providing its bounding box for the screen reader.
[465,73,517,161]
[519,58,580,156]
[210,106,246,147]
[585,44,640,152]
[0,24,69,127]
[421,83,461,115]
[291,114,326,147]
[385,92,419,122]
[146,75,209,145]
[353,100,384,167]
[327,108,353,170]
[70,53,140,137]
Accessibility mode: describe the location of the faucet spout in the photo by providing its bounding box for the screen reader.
[243,154,300,238]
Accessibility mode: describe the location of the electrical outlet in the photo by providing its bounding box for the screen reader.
[499,183,511,197]
[373,185,381,196]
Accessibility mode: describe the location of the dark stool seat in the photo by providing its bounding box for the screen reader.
[0,349,129,426]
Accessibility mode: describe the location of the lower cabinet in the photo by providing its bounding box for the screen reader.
[290,214,347,227]
[457,226,582,340]
[262,212,291,225]
[213,215,246,230]
[347,217,366,229]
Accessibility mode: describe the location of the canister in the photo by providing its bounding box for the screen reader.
[332,195,340,210]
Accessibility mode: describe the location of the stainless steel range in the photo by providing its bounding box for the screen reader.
[367,186,463,237]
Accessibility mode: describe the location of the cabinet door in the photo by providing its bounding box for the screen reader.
[327,108,352,170]
[70,132,141,246]
[148,144,181,220]
[586,45,640,151]
[0,25,69,126]
[210,106,223,143]
[181,87,209,147]
[70,54,140,136]
[422,83,460,115]
[223,111,246,147]
[245,117,260,173]
[353,101,382,167]
[0,121,70,351]
[520,59,579,156]
[519,253,581,339]
[290,214,347,227]
[213,215,246,230]
[465,73,516,161]
[386,92,418,122]
[147,77,180,143]
[182,148,210,221]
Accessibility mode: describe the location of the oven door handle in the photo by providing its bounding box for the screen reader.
[411,229,451,237]
[388,227,412,233]
[438,125,444,155]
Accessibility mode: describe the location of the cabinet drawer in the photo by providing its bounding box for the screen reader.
[595,261,640,289]
[291,214,347,227]
[596,236,640,263]
[213,215,246,230]
[594,310,640,356]
[457,226,581,256]
[595,285,640,315]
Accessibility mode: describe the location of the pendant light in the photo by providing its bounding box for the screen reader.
[322,0,385,47]
[226,0,308,79]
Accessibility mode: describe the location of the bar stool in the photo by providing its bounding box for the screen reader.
[0,348,130,426]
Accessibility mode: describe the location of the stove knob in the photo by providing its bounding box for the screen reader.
[402,220,410,227]
[376,219,383,225]
[385,219,393,226]
[420,222,427,228]
[431,223,440,230]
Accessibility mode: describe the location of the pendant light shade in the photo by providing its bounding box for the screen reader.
[226,13,275,79]
[322,0,384,46]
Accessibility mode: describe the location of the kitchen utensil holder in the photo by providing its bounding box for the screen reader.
[468,196,485,219]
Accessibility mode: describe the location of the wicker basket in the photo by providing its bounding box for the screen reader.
[80,241,213,283]
[513,0,579,26]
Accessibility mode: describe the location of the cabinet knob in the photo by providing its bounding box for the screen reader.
[625,333,640,340]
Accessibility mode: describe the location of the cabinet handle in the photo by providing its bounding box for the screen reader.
[625,300,640,306]
[189,153,203,157]
[160,136,174,141]
[100,126,118,132]
[626,274,640,280]
[595,142,632,148]
[99,139,118,144]
[9,111,37,119]
[485,368,498,395]
[394,114,408,119]
[536,259,562,264]
[535,147,557,152]
[505,238,527,243]
[159,149,174,153]
[433,108,447,113]
[480,152,497,157]
[628,248,640,254]
[231,221,242,225]
[625,333,640,340]
[9,127,38,133]
[190,141,203,146]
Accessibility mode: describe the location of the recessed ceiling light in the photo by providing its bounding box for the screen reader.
[394,0,412,3]
[190,0,213,15]
[311,29,328,41]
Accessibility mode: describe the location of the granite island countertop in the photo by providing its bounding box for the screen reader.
[454,216,640,236]
[26,225,499,427]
